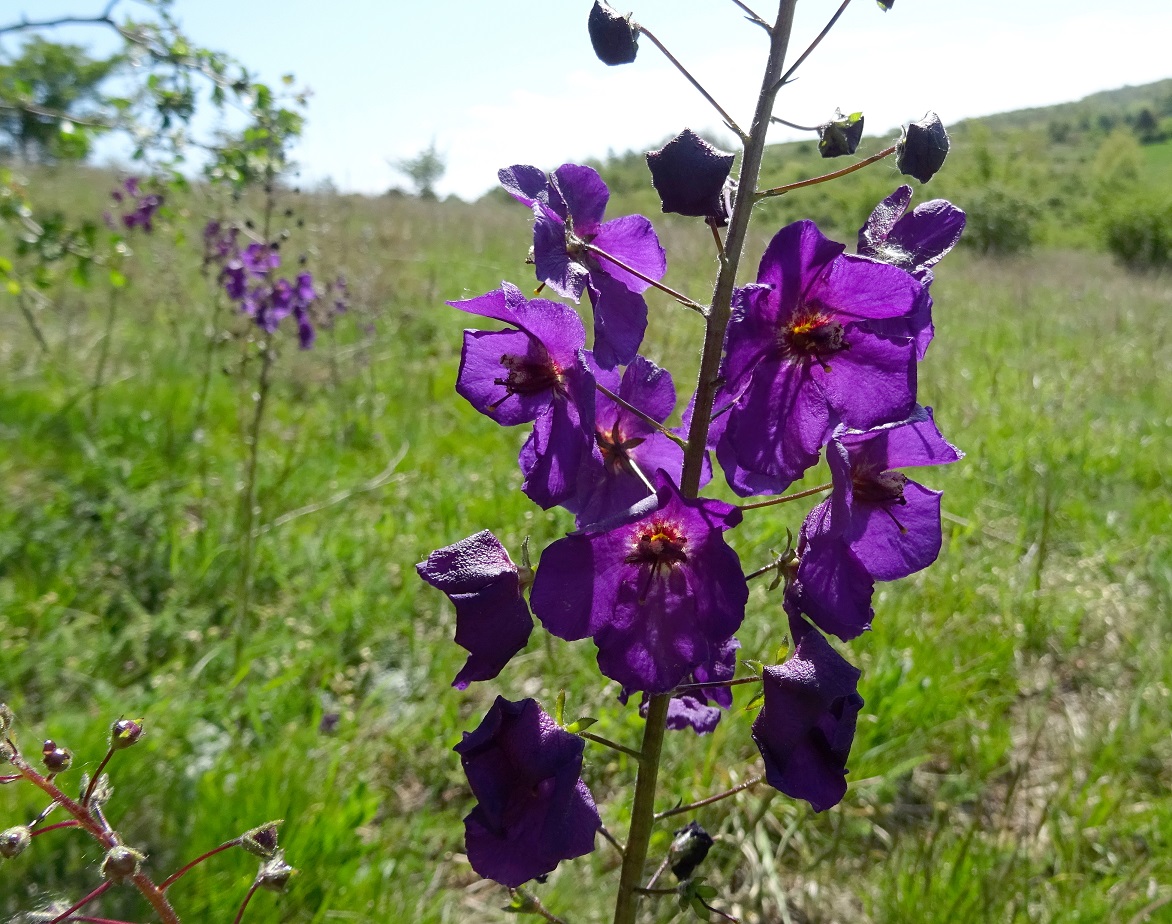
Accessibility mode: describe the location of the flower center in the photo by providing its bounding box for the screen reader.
[493,353,564,400]
[596,422,646,475]
[625,520,688,570]
[852,468,909,533]
[781,309,849,368]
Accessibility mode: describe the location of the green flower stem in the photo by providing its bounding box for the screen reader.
[594,381,688,449]
[758,143,897,198]
[655,774,764,820]
[681,0,798,497]
[580,732,643,761]
[773,0,854,90]
[612,693,670,924]
[614,8,799,922]
[635,26,748,141]
[583,242,706,314]
[738,481,832,509]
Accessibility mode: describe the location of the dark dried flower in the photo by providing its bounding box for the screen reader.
[897,111,949,183]
[588,1,639,66]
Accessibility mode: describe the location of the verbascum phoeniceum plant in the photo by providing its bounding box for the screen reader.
[419,1,967,921]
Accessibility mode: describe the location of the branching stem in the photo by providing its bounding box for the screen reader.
[773,0,854,90]
[583,242,706,314]
[655,774,764,819]
[635,26,747,140]
[758,143,897,198]
[595,381,687,448]
[160,840,239,891]
[738,481,832,509]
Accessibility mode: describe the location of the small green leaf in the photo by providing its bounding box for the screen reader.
[555,690,566,726]
[564,717,596,734]
[108,269,128,289]
[743,688,765,712]
[5,279,20,295]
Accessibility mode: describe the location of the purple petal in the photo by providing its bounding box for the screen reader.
[812,328,917,432]
[498,165,550,209]
[586,272,648,370]
[534,208,589,300]
[457,329,552,426]
[590,214,667,294]
[551,164,610,234]
[790,538,875,641]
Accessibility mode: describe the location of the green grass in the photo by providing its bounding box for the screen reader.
[1,171,1170,924]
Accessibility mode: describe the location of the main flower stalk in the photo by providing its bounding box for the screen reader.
[613,3,798,921]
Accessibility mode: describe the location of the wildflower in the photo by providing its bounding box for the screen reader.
[455,697,600,887]
[417,530,533,689]
[110,176,164,233]
[789,407,962,639]
[499,163,666,369]
[530,472,747,694]
[451,283,598,511]
[645,129,735,225]
[575,353,687,527]
[752,614,863,812]
[714,219,923,496]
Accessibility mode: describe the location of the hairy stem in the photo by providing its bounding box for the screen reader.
[738,481,832,509]
[583,242,706,313]
[46,881,113,924]
[231,882,260,924]
[613,7,799,922]
[635,27,747,140]
[160,840,238,891]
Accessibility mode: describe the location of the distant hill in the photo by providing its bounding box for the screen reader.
[584,78,1172,257]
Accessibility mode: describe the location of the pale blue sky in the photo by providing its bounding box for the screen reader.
[16,0,1172,198]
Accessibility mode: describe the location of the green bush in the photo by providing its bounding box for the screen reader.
[1103,194,1172,269]
[960,185,1039,255]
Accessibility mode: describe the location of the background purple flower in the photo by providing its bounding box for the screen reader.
[752,615,863,812]
[417,530,533,690]
[455,697,600,887]
[530,472,747,694]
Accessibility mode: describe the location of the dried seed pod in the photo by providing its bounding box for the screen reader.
[101,846,146,881]
[0,826,31,859]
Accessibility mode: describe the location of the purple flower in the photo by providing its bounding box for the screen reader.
[110,176,164,234]
[530,471,748,694]
[789,407,962,640]
[857,186,965,358]
[645,129,735,226]
[714,219,923,496]
[451,283,598,511]
[417,530,533,690]
[752,615,863,812]
[639,637,739,735]
[574,354,687,527]
[455,697,600,887]
[499,163,666,369]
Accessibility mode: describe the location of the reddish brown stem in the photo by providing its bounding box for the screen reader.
[758,144,897,198]
[160,840,239,891]
[31,819,83,837]
[47,881,113,924]
[82,747,116,806]
[231,882,260,924]
[655,774,764,819]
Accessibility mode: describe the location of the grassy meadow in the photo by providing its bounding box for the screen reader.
[1,138,1170,924]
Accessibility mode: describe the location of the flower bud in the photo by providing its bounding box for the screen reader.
[818,110,865,158]
[239,820,282,858]
[256,849,296,893]
[110,718,145,750]
[669,821,714,880]
[877,0,893,9]
[0,826,32,859]
[897,111,949,183]
[0,703,13,736]
[588,1,639,66]
[41,740,72,773]
[101,846,145,881]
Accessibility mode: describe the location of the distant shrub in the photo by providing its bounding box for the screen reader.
[1103,194,1172,270]
[961,185,1039,255]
